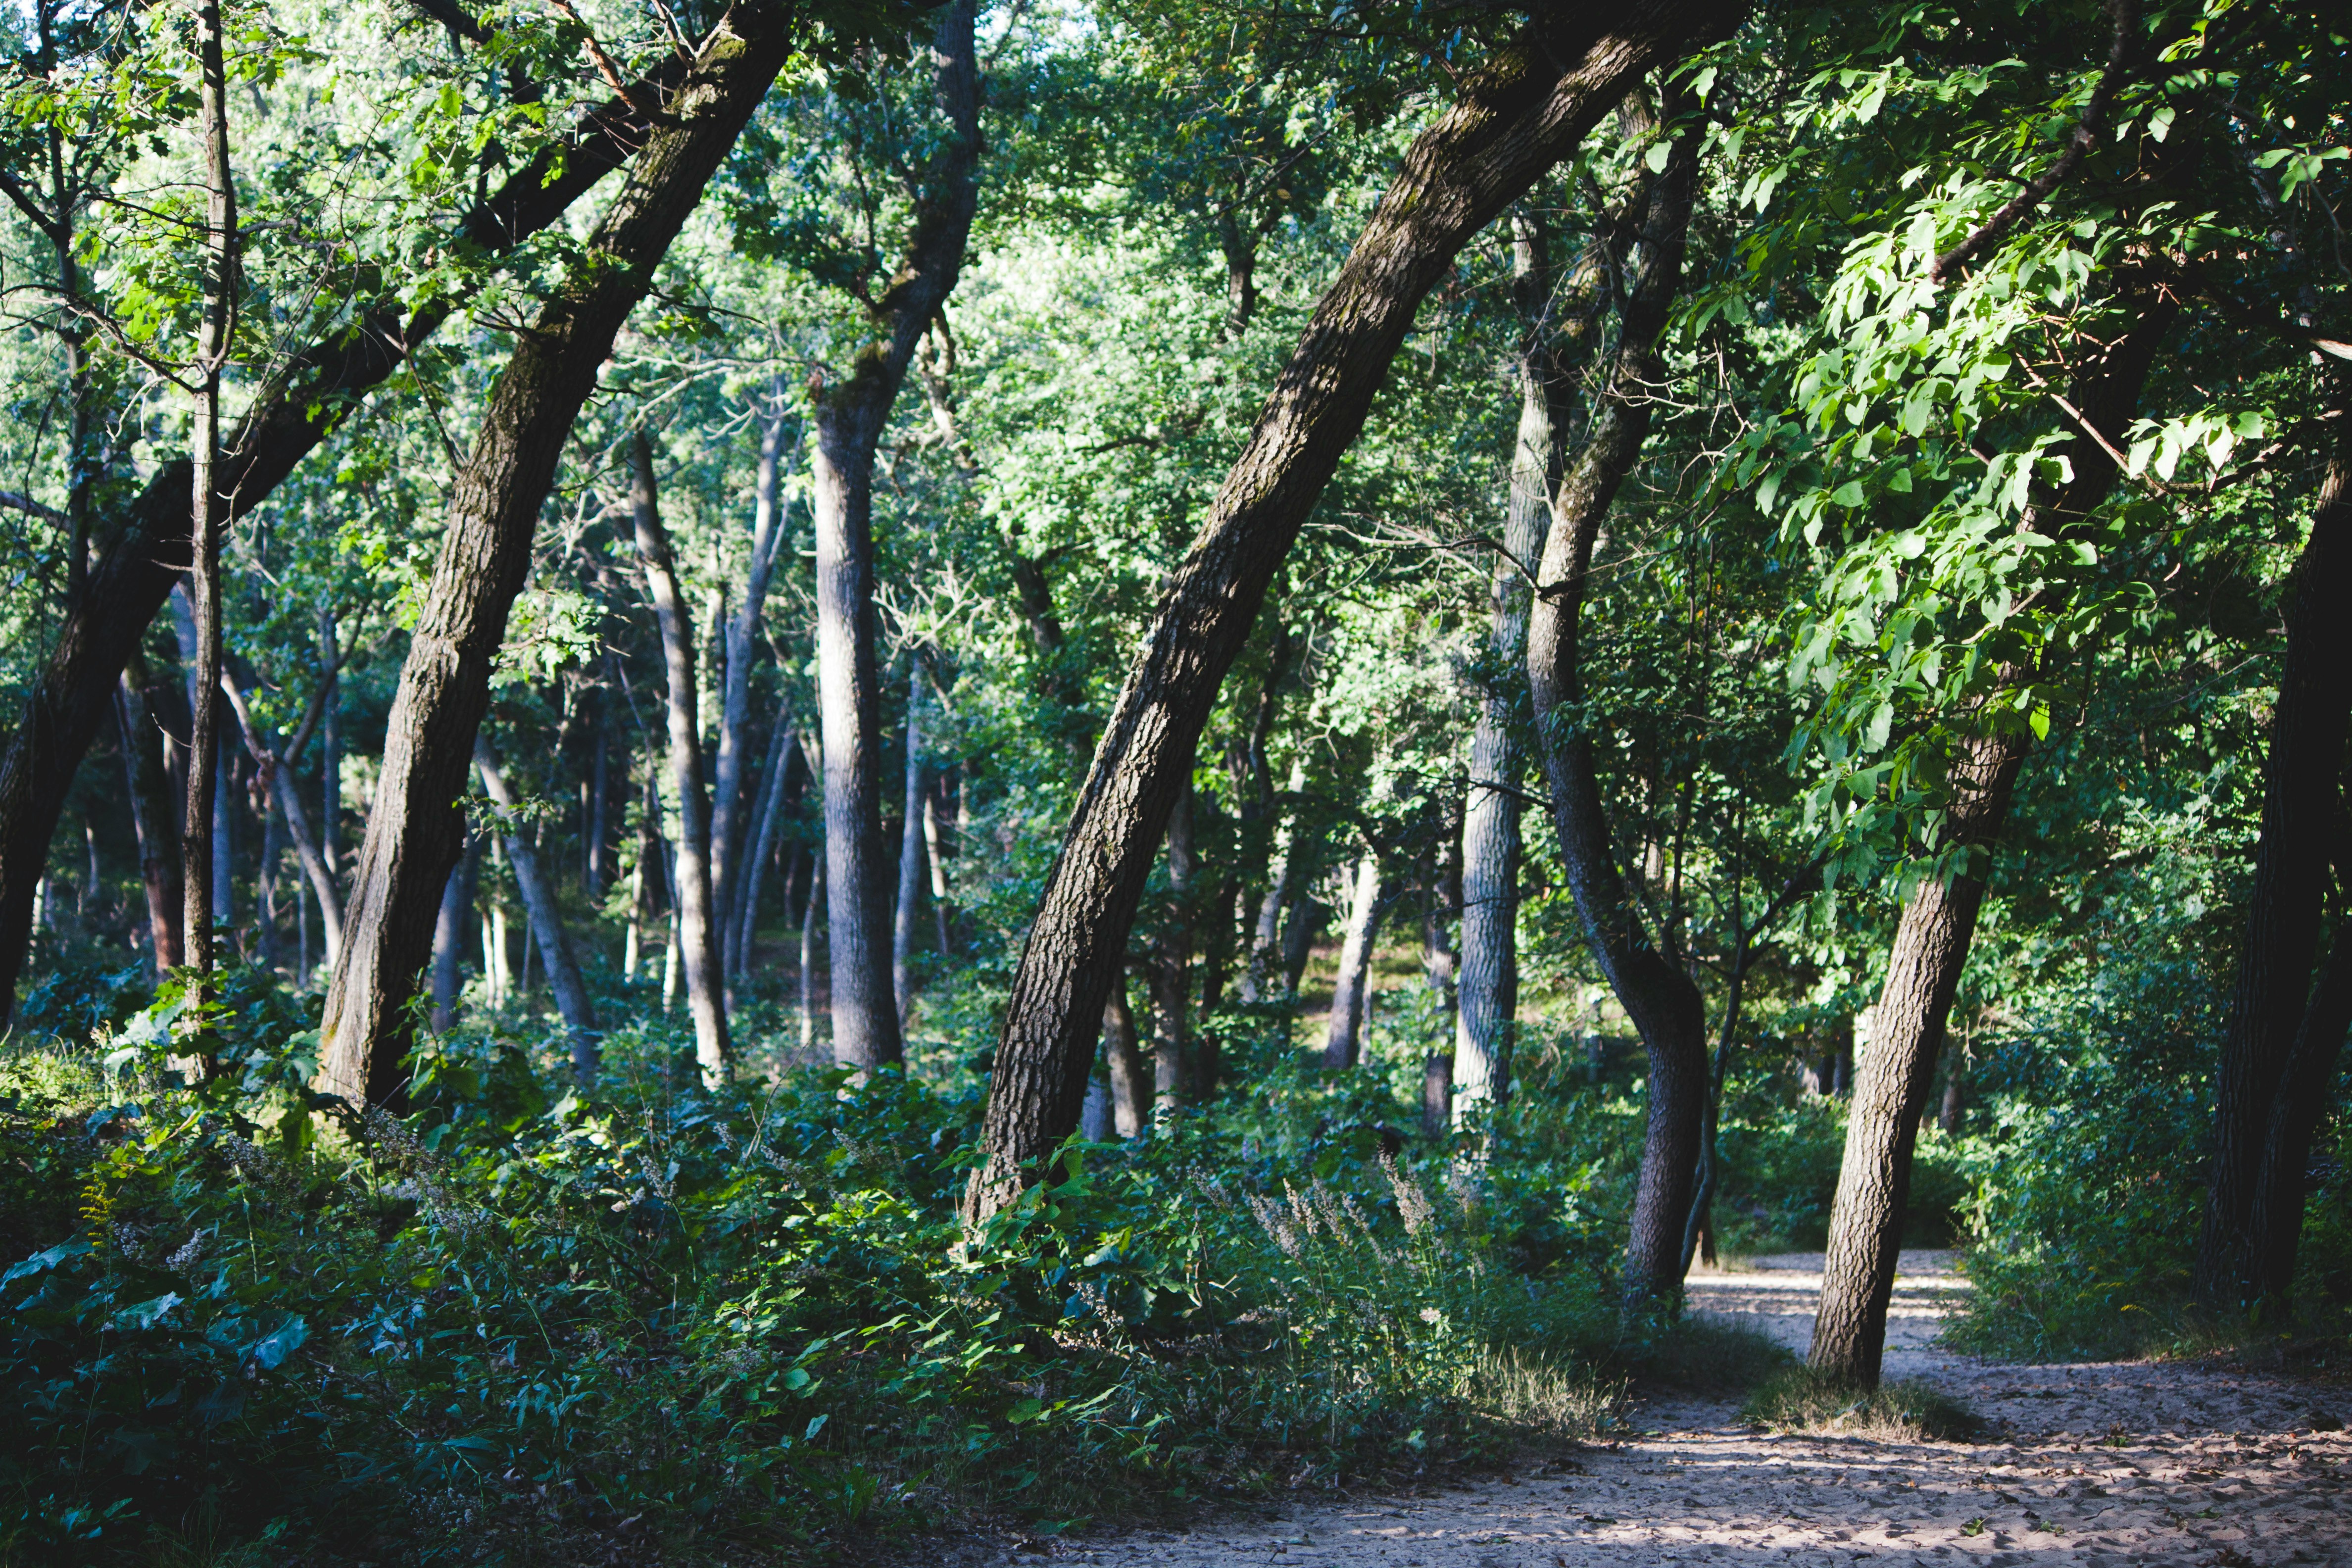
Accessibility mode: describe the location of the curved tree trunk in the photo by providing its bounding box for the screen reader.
[810,0,978,1072]
[1811,287,2179,1386]
[0,49,691,1027]
[317,11,796,1105]
[633,432,731,1082]
[1322,844,1385,1070]
[964,0,1747,1221]
[2200,398,2352,1310]
[1524,111,1706,1311]
[476,737,599,1079]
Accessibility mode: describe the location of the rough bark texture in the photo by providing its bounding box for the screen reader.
[316,10,793,1104]
[1323,845,1385,1069]
[811,0,977,1072]
[2199,401,2352,1310]
[476,738,599,1078]
[1524,115,1704,1309]
[714,405,790,971]
[965,1,1746,1219]
[1810,288,2179,1386]
[634,432,732,1081]
[0,48,695,1026]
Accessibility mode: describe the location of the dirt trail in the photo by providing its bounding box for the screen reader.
[1052,1252,2350,1567]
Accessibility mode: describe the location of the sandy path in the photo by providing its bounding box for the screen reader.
[1052,1252,2351,1567]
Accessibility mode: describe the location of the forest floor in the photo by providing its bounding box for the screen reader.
[1033,1252,2351,1568]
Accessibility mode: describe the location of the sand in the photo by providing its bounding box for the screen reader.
[1042,1252,2351,1568]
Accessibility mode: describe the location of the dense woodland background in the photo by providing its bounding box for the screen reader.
[0,0,2347,1560]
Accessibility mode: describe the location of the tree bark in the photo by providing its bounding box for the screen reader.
[1525,110,1705,1310]
[181,0,235,992]
[731,691,797,974]
[1242,757,1309,1000]
[114,661,183,973]
[893,675,927,1023]
[810,0,978,1073]
[476,736,599,1077]
[633,431,731,1082]
[798,837,825,1055]
[1149,779,1197,1114]
[430,851,465,1033]
[713,402,791,965]
[0,46,694,1026]
[1102,965,1149,1138]
[316,10,795,1105]
[964,1,1746,1220]
[2199,398,2352,1310]
[320,608,341,878]
[2252,890,2352,1305]
[1323,843,1385,1069]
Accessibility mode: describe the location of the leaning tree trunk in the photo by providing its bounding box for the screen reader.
[633,432,731,1082]
[2199,395,2352,1310]
[713,403,791,969]
[1524,112,1707,1311]
[476,737,600,1080]
[1323,844,1385,1069]
[0,48,688,1027]
[964,0,1747,1221]
[1811,286,2179,1386]
[317,10,797,1106]
[809,0,977,1073]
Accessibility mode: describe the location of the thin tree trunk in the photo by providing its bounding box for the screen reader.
[1524,111,1706,1310]
[713,401,791,960]
[258,777,283,970]
[320,608,340,878]
[893,676,927,1023]
[732,693,796,974]
[587,717,610,900]
[1149,779,1196,1115]
[811,0,977,1072]
[2200,399,2352,1309]
[633,431,730,1081]
[1103,966,1149,1138]
[0,48,693,1028]
[1322,845,1386,1070]
[317,14,795,1105]
[219,671,343,966]
[180,0,234,993]
[430,851,465,1032]
[114,662,183,972]
[1281,878,1324,999]
[923,774,954,957]
[799,843,824,1054]
[477,737,600,1078]
[963,0,1746,1221]
[1813,288,2179,1383]
[1243,757,1308,1000]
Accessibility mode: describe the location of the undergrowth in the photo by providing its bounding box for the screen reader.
[0,970,1640,1566]
[1740,1367,1980,1443]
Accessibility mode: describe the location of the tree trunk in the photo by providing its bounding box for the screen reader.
[633,431,731,1081]
[1812,289,2179,1382]
[316,13,793,1105]
[2252,898,2352,1305]
[1242,757,1309,1000]
[2200,399,2352,1310]
[713,402,791,962]
[180,0,235,994]
[430,850,466,1033]
[799,840,825,1055]
[476,737,600,1078]
[218,670,343,968]
[1148,779,1197,1115]
[1524,112,1706,1310]
[1281,879,1324,999]
[964,1,1746,1220]
[893,676,927,1023]
[923,770,954,957]
[810,0,977,1073]
[0,42,687,1027]
[731,692,797,974]
[113,662,183,973]
[1323,844,1385,1069]
[320,608,340,878]
[1103,966,1149,1138]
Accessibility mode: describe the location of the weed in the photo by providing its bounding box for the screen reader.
[1741,1367,1981,1442]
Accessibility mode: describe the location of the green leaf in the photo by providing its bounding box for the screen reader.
[1644,140,1671,174]
[1831,481,1865,507]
